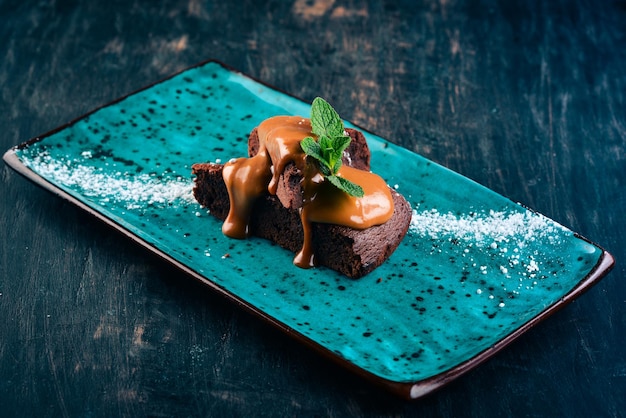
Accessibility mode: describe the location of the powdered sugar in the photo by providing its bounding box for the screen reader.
[22,151,195,210]
[409,206,571,297]
[410,207,567,244]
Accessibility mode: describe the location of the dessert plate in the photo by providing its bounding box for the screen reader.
[3,60,614,399]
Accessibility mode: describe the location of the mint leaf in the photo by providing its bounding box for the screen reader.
[327,175,365,198]
[310,97,345,139]
[318,135,333,157]
[300,136,323,161]
[331,135,351,156]
[300,97,364,198]
[332,157,342,174]
[328,136,350,174]
[302,136,332,175]
[318,162,332,177]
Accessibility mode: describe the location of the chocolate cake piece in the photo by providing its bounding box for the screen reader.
[192,162,411,278]
[192,120,412,279]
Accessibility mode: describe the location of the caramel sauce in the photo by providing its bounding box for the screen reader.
[222,115,394,268]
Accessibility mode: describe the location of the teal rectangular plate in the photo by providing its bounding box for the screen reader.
[3,60,614,399]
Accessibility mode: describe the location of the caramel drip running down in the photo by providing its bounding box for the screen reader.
[295,164,394,268]
[222,116,309,238]
[222,115,394,268]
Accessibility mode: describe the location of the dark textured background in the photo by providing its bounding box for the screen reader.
[1,0,624,416]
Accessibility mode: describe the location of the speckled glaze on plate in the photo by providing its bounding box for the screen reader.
[3,60,614,399]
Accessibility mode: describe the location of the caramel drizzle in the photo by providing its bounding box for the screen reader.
[222,116,394,268]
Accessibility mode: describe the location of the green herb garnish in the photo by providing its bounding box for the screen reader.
[300,97,365,198]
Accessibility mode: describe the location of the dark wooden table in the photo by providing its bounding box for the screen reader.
[1,0,624,416]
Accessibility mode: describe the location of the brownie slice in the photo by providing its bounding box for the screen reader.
[192,143,412,278]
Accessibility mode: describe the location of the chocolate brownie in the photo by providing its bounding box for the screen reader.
[192,128,412,278]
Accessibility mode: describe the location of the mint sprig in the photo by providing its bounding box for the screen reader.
[300,97,364,198]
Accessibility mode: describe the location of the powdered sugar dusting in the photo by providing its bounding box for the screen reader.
[409,206,572,297]
[410,208,568,244]
[22,152,194,210]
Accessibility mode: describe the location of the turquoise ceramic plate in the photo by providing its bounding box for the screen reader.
[3,60,614,399]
